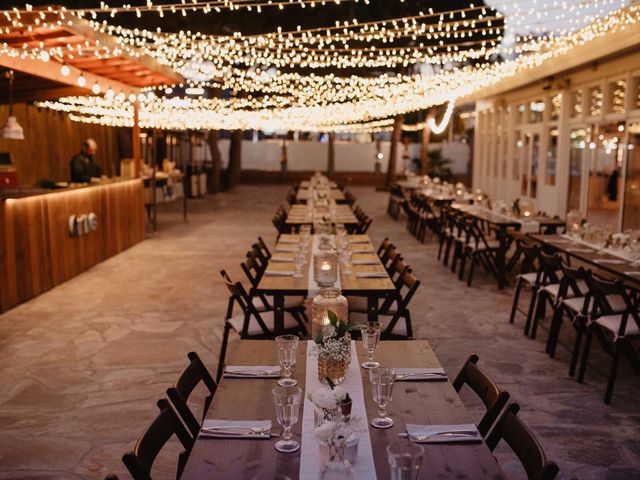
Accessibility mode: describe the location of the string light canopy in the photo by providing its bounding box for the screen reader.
[5,0,636,132]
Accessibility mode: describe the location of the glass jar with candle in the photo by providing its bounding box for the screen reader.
[311,288,348,339]
[314,251,338,287]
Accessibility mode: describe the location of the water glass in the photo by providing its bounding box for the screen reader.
[361,322,381,369]
[272,386,302,453]
[369,367,396,429]
[387,441,425,480]
[293,248,306,279]
[276,335,299,386]
[339,249,352,276]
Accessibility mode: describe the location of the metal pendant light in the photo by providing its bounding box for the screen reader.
[2,70,25,140]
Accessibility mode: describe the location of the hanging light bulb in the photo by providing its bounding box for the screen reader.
[60,64,70,76]
[105,87,114,99]
[2,70,25,140]
[128,93,137,102]
[91,82,101,94]
[77,74,86,87]
[39,50,50,62]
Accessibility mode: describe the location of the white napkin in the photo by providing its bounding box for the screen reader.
[200,419,272,439]
[352,260,380,265]
[276,245,299,252]
[624,271,640,276]
[279,238,300,244]
[223,365,281,378]
[406,424,481,443]
[594,259,627,265]
[349,239,370,244]
[264,270,295,276]
[352,248,375,253]
[356,272,387,278]
[395,367,447,381]
[270,254,293,263]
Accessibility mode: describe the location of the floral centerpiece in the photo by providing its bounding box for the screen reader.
[314,414,366,479]
[314,310,353,385]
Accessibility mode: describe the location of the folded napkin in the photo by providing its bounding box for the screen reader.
[395,367,447,381]
[567,248,593,253]
[352,248,375,253]
[264,270,295,276]
[279,238,300,244]
[276,245,299,252]
[200,419,272,439]
[270,254,294,263]
[223,365,281,378]
[349,238,370,244]
[352,259,380,265]
[406,423,481,444]
[594,258,627,265]
[356,272,387,279]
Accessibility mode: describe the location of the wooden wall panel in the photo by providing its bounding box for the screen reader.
[0,103,119,185]
[0,179,145,312]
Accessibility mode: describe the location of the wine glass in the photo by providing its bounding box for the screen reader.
[361,322,381,369]
[369,367,396,429]
[387,441,425,480]
[276,335,299,386]
[293,248,305,279]
[272,386,302,453]
[339,249,352,276]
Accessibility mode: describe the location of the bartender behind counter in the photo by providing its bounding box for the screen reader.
[70,138,102,183]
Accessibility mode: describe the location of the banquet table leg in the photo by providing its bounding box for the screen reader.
[496,227,508,290]
[367,296,378,323]
[273,294,285,333]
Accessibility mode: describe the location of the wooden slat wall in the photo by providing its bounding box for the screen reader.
[0,103,119,185]
[0,179,145,312]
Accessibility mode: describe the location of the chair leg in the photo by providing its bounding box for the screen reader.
[467,255,476,287]
[569,325,583,377]
[523,288,538,337]
[546,305,564,357]
[577,326,594,384]
[450,242,460,273]
[509,278,524,324]
[216,322,232,383]
[530,294,547,340]
[458,250,467,281]
[405,310,413,338]
[604,342,622,405]
[443,238,453,266]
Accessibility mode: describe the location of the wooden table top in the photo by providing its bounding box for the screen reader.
[258,234,396,295]
[285,205,358,226]
[181,340,506,479]
[529,234,640,286]
[452,204,565,230]
[300,180,338,189]
[296,188,346,202]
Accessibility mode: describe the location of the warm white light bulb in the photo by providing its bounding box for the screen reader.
[60,64,70,76]
[92,82,101,94]
[77,75,86,87]
[39,51,50,62]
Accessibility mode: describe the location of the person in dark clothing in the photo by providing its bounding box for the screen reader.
[70,138,101,183]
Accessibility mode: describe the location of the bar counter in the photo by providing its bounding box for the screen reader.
[0,178,145,312]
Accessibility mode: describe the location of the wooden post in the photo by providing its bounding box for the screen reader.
[420,112,433,176]
[385,114,404,189]
[207,130,222,194]
[228,130,243,189]
[132,100,141,177]
[327,132,335,178]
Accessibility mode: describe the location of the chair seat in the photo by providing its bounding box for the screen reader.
[467,239,500,251]
[595,313,640,337]
[563,294,627,314]
[541,280,587,299]
[517,272,538,285]
[252,296,305,312]
[228,310,301,336]
[348,311,408,336]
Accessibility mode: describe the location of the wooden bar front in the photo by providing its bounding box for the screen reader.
[0,179,145,312]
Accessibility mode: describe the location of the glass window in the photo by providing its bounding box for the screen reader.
[529,99,545,123]
[516,103,526,124]
[567,128,589,212]
[632,75,640,110]
[530,133,540,198]
[550,92,562,121]
[514,131,522,181]
[609,79,626,114]
[588,85,603,117]
[571,89,583,118]
[623,122,640,230]
[546,128,559,186]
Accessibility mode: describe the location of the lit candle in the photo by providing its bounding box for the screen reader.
[321,262,331,271]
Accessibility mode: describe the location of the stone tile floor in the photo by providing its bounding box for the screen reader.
[0,185,638,480]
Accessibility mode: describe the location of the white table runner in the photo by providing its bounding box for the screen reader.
[559,234,634,262]
[473,206,541,233]
[308,235,342,297]
[300,341,377,480]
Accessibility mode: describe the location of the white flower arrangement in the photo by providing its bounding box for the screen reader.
[314,310,353,361]
[308,385,347,410]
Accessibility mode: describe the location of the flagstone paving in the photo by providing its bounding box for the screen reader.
[0,185,638,479]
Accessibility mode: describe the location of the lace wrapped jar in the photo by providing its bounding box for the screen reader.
[311,288,348,339]
[317,335,351,385]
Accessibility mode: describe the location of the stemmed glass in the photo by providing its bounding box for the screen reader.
[361,322,381,369]
[272,386,303,453]
[369,367,396,429]
[387,441,425,480]
[293,247,305,279]
[276,335,299,386]
[339,249,352,276]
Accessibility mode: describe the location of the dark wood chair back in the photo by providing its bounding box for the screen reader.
[219,270,272,337]
[519,243,540,274]
[537,251,563,286]
[381,270,421,337]
[257,236,272,261]
[585,272,639,334]
[377,237,392,257]
[452,354,510,437]
[486,403,559,480]
[167,352,218,438]
[122,399,193,480]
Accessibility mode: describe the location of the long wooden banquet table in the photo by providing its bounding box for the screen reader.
[285,204,359,229]
[296,188,347,203]
[258,233,395,326]
[529,234,640,286]
[181,340,506,479]
[451,203,565,289]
